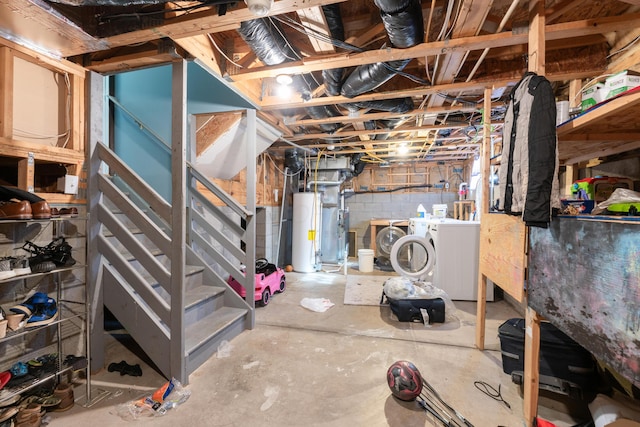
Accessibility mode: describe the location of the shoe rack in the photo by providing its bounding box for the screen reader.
[0,215,90,405]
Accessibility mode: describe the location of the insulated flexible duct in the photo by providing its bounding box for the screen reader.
[340,0,424,98]
[321,4,346,96]
[238,18,331,119]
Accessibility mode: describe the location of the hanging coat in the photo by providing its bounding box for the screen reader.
[498,71,560,228]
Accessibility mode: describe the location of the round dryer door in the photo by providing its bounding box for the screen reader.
[389,235,435,279]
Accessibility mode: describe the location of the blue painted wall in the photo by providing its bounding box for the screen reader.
[112,62,256,202]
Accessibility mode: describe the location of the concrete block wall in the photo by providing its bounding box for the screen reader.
[346,191,458,253]
[256,206,281,262]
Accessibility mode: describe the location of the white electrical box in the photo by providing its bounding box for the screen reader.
[57,175,79,195]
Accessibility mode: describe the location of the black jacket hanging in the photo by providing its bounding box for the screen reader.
[498,72,560,228]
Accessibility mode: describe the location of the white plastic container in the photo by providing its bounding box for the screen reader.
[416,204,426,218]
[358,249,374,273]
[432,204,448,218]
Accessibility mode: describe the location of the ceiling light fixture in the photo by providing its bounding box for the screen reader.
[245,0,272,16]
[275,74,293,86]
[396,145,409,155]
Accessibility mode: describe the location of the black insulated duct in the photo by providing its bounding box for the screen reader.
[237,19,299,68]
[349,97,414,114]
[321,4,346,96]
[340,0,424,98]
[306,105,342,133]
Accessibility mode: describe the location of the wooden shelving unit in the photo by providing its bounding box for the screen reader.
[0,41,86,204]
[557,88,640,165]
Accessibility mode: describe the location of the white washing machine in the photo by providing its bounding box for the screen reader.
[427,218,493,301]
[393,218,494,301]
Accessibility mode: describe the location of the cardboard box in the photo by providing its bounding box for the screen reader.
[561,199,595,214]
[605,70,640,100]
[581,83,606,111]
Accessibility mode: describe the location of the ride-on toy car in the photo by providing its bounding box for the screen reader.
[227,258,286,306]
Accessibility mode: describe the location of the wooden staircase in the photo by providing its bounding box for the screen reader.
[89,141,255,383]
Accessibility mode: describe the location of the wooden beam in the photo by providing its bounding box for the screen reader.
[529,0,545,74]
[104,0,347,50]
[284,104,502,127]
[296,7,335,54]
[228,13,640,82]
[287,124,473,141]
[0,47,13,138]
[261,68,601,111]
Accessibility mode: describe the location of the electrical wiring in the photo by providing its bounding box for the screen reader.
[271,14,431,87]
[264,152,303,177]
[207,34,243,69]
[13,71,71,147]
[607,33,640,58]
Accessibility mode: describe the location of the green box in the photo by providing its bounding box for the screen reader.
[581,83,605,111]
[604,70,640,100]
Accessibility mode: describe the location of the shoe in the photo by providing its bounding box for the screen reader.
[0,406,17,423]
[30,260,56,274]
[25,298,58,328]
[46,237,75,267]
[10,292,49,317]
[20,242,56,273]
[63,355,87,371]
[29,201,50,220]
[108,360,142,377]
[10,362,28,378]
[50,208,59,218]
[9,256,31,276]
[51,383,74,412]
[0,372,10,391]
[19,395,61,408]
[57,207,78,218]
[6,313,24,331]
[0,200,32,220]
[0,259,16,281]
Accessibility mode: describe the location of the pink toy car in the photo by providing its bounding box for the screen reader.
[227,258,286,306]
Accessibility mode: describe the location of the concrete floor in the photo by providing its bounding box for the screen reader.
[44,266,592,427]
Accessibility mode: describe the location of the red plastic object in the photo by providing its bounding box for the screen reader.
[0,371,11,390]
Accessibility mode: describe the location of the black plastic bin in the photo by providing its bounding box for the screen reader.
[498,318,598,398]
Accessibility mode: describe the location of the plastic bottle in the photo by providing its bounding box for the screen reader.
[417,204,426,218]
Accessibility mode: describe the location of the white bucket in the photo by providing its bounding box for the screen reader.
[358,249,375,273]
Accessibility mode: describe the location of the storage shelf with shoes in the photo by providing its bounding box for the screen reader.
[0,213,90,411]
[0,265,85,285]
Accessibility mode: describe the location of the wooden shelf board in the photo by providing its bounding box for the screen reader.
[0,137,84,164]
[557,89,640,165]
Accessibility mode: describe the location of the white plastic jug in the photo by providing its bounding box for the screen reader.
[416,204,426,218]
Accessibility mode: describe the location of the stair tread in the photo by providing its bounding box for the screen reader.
[185,285,225,309]
[185,307,247,354]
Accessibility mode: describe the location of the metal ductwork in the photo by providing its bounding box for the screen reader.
[340,0,424,98]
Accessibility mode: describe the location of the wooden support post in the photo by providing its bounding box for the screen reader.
[475,86,492,350]
[524,307,542,426]
[523,1,544,425]
[529,0,545,75]
[569,79,582,109]
[0,47,13,139]
[17,154,34,192]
